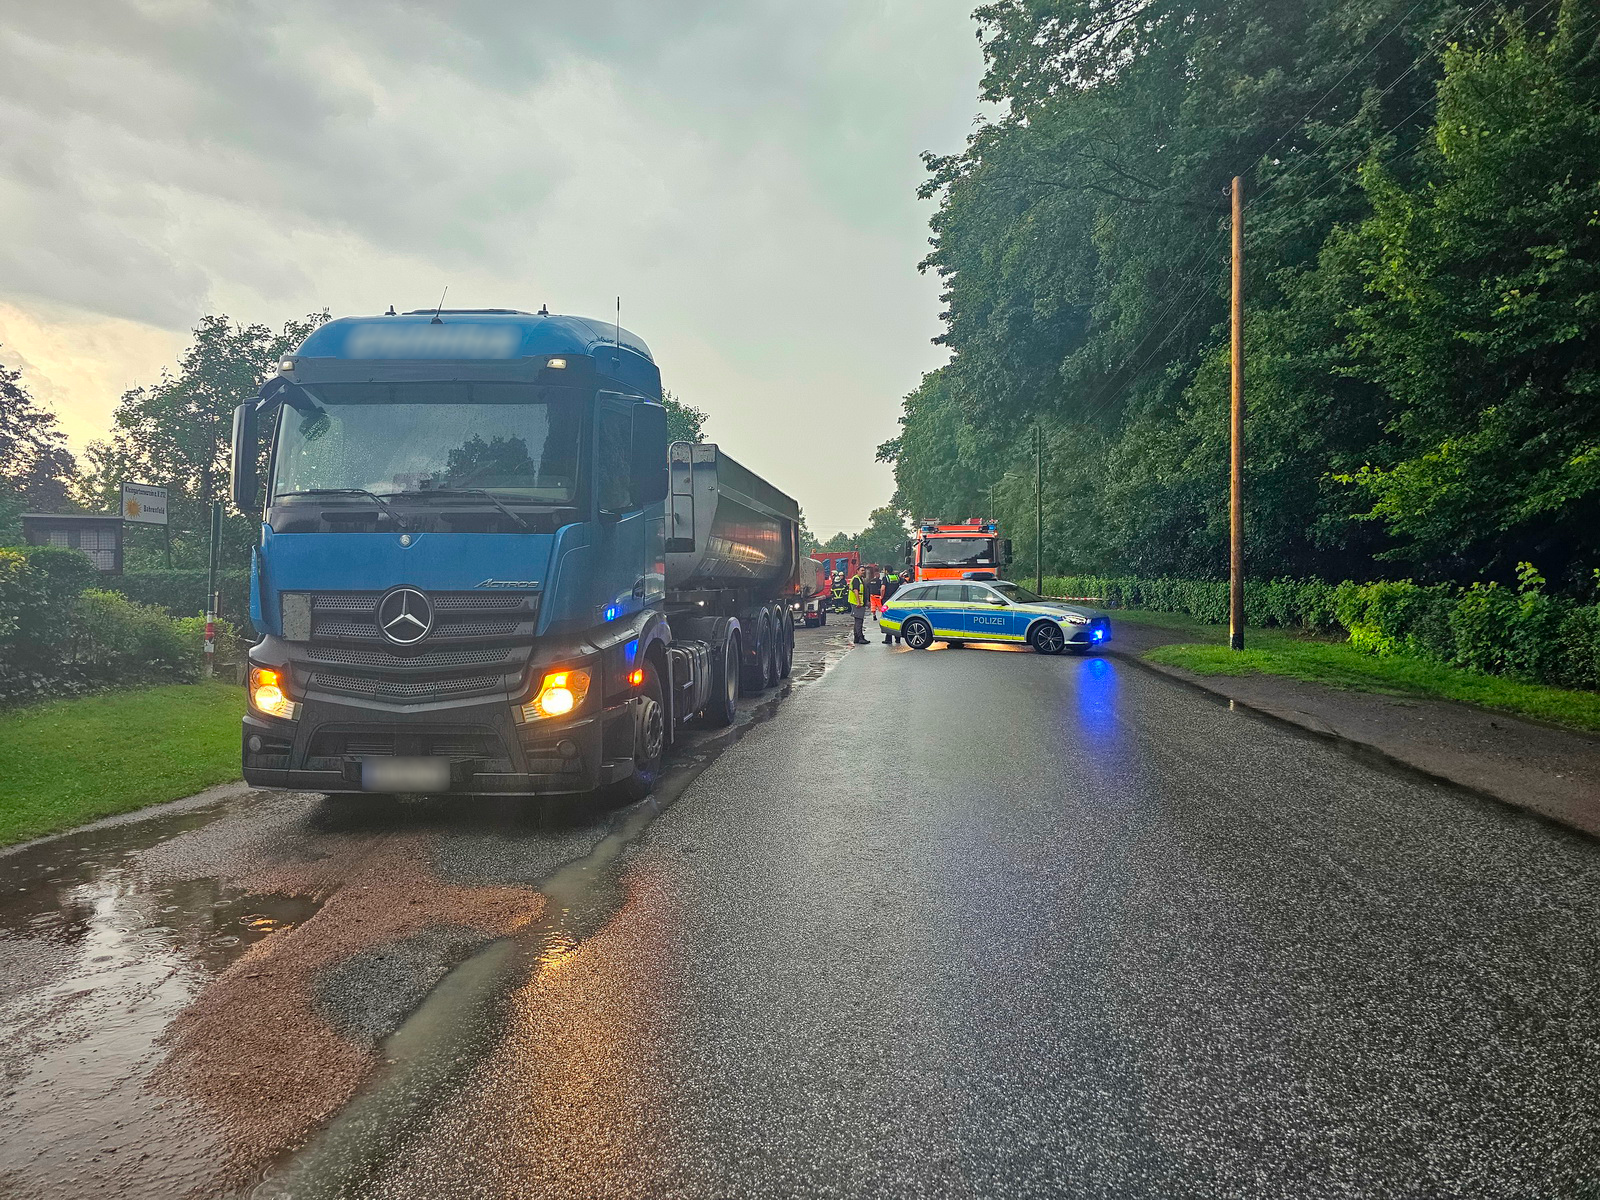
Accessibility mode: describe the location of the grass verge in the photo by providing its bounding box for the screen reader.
[0,681,243,846]
[1134,621,1600,734]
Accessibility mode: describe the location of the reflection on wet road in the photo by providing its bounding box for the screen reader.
[5,623,1600,1198]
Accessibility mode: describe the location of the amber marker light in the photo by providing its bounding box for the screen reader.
[249,665,299,720]
[628,668,644,687]
[523,668,591,721]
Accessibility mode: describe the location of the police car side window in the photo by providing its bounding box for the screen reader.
[900,585,929,603]
[929,584,963,602]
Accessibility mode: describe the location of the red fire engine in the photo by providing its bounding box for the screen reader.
[904,519,1012,582]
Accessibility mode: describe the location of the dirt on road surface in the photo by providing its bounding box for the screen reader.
[0,621,852,1200]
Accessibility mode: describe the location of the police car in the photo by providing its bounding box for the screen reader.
[880,574,1111,655]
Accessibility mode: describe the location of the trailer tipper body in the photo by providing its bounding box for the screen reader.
[232,309,803,800]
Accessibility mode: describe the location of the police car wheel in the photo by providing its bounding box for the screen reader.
[1030,622,1067,656]
[902,618,933,650]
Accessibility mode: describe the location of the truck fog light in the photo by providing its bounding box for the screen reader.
[249,666,299,720]
[523,668,591,721]
[248,735,264,753]
[557,739,578,757]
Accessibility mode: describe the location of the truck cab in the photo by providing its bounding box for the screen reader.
[906,520,1013,582]
[231,308,788,800]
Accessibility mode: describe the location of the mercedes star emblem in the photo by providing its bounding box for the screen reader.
[377,587,433,645]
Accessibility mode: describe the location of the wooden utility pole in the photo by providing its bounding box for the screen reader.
[1229,175,1246,651]
[1034,421,1043,595]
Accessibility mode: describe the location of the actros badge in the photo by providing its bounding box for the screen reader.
[377,587,433,645]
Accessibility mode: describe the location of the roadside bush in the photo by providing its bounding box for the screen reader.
[0,547,223,706]
[107,569,251,622]
[71,591,205,682]
[1041,566,1600,693]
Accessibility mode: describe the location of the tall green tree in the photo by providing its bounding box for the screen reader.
[885,0,1590,586]
[77,313,327,567]
[0,354,79,542]
[661,390,708,444]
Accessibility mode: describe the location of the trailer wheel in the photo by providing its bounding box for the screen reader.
[761,610,779,688]
[741,615,770,692]
[615,663,666,800]
[777,608,794,678]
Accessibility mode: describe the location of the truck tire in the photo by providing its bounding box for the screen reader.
[777,608,794,678]
[741,614,770,692]
[819,610,826,626]
[615,662,666,800]
[703,627,739,728]
[761,610,779,689]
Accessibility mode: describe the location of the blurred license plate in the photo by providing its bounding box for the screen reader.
[361,757,451,792]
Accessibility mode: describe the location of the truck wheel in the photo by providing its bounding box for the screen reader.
[818,610,826,627]
[778,609,794,678]
[902,617,934,650]
[761,611,780,688]
[616,664,666,800]
[741,616,770,692]
[704,628,739,727]
[1030,622,1067,656]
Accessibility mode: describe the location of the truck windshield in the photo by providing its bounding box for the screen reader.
[272,382,583,503]
[922,537,996,567]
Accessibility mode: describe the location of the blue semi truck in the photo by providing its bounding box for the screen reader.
[229,308,805,800]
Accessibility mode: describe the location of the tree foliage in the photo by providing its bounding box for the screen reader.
[820,506,911,570]
[661,390,708,444]
[76,313,327,568]
[885,0,1600,589]
[0,354,78,541]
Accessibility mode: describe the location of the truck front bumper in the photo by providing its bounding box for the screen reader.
[242,693,642,797]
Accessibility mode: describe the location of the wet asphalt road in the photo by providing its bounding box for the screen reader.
[4,623,1600,1198]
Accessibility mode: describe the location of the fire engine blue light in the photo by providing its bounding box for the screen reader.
[625,638,639,665]
[604,604,620,621]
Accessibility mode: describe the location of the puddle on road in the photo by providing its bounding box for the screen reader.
[0,628,853,1200]
[0,799,325,1199]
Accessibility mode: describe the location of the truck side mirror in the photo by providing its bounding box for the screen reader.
[630,402,669,507]
[903,540,913,564]
[1003,538,1014,565]
[231,402,258,513]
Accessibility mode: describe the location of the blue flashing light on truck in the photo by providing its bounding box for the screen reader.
[230,308,805,800]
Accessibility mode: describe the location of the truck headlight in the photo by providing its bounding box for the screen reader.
[523,668,591,721]
[249,665,299,720]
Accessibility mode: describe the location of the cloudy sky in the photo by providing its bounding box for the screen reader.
[0,0,985,537]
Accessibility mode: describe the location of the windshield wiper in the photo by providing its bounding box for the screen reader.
[278,488,409,530]
[413,487,533,532]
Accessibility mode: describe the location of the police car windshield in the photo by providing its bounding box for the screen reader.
[990,582,1044,604]
[273,381,583,504]
[921,537,995,567]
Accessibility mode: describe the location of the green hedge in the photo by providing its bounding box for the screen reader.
[0,546,237,706]
[1043,566,1600,692]
[106,569,251,622]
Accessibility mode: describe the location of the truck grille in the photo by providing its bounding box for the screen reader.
[295,590,539,706]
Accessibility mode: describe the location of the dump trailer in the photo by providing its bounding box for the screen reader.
[231,308,802,801]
